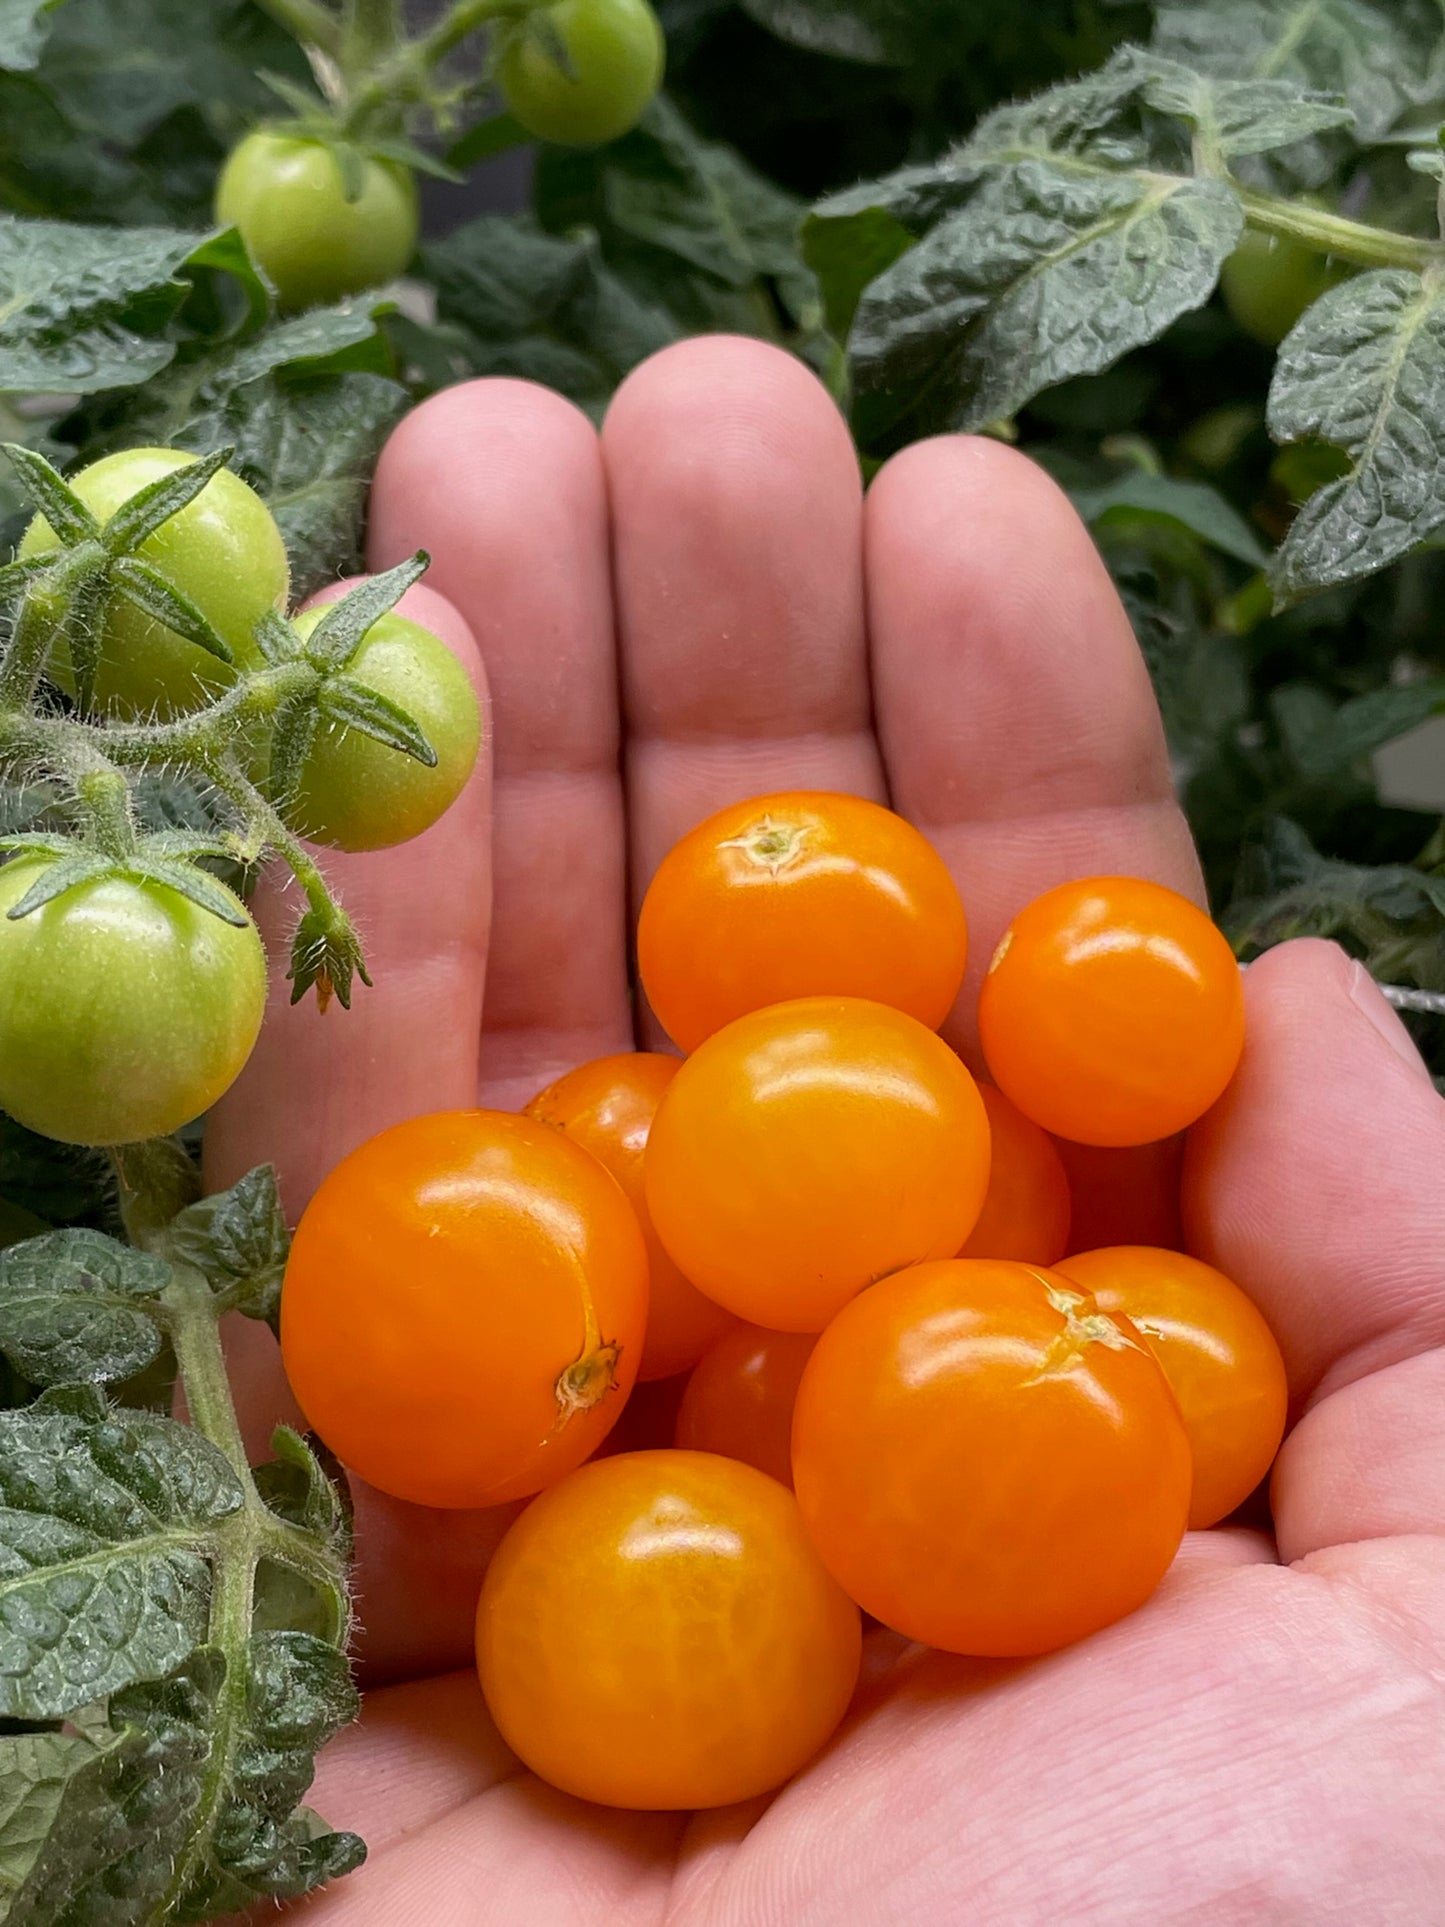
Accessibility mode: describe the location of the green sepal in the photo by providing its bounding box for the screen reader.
[127,857,251,928]
[0,443,98,545]
[5,852,113,918]
[299,552,428,670]
[252,608,302,667]
[99,446,234,559]
[106,558,236,667]
[0,554,56,603]
[315,674,438,766]
[287,903,371,1010]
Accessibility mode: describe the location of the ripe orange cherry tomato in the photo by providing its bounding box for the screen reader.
[476,1450,862,1809]
[978,876,1245,1147]
[524,1053,734,1379]
[792,1258,1192,1655]
[1057,1246,1288,1529]
[637,790,968,1052]
[281,1111,648,1509]
[959,1084,1072,1263]
[675,1324,817,1487]
[645,997,991,1331]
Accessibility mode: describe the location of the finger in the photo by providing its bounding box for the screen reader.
[603,337,882,1046]
[1183,939,1445,1558]
[865,436,1203,1067]
[205,581,489,1211]
[369,378,630,1107]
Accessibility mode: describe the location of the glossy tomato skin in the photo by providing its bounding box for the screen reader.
[675,1324,817,1487]
[645,996,991,1332]
[19,448,289,718]
[497,0,665,147]
[959,1084,1072,1263]
[524,1053,733,1379]
[978,876,1245,1147]
[1058,1246,1288,1529]
[476,1449,861,1809]
[0,858,266,1147]
[279,608,482,853]
[792,1258,1192,1655]
[216,132,418,309]
[638,790,968,1052]
[281,1111,649,1509]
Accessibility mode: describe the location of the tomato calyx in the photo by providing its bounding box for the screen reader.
[1025,1278,1144,1382]
[553,1337,624,1424]
[719,813,810,875]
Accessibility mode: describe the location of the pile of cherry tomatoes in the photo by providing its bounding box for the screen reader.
[281,791,1288,1811]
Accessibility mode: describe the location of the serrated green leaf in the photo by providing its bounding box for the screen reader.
[1268,269,1445,600]
[849,164,1243,438]
[0,218,206,394]
[800,201,914,345]
[1138,59,1356,157]
[0,1228,170,1387]
[99,444,231,557]
[1227,816,1445,962]
[0,1719,126,1915]
[1285,678,1445,776]
[0,1388,244,1719]
[1071,471,1270,567]
[165,1168,289,1327]
[315,674,437,765]
[253,1428,349,1554]
[1152,0,1443,142]
[300,554,427,670]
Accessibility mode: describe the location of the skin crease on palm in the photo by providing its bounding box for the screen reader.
[204,337,1445,1926]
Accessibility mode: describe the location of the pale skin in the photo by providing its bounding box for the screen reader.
[208,336,1445,1924]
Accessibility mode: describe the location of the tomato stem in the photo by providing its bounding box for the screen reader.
[252,0,346,58]
[1231,185,1441,273]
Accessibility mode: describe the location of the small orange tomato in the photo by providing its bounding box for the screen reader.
[637,790,968,1052]
[978,876,1245,1147]
[675,1324,817,1487]
[1057,1246,1288,1529]
[524,1053,734,1379]
[476,1450,862,1809]
[959,1084,1072,1263]
[792,1258,1192,1655]
[645,997,991,1331]
[281,1111,648,1509]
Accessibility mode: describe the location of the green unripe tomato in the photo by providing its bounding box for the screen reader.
[215,132,419,310]
[0,859,267,1147]
[19,447,289,719]
[497,0,665,146]
[1220,226,1344,348]
[281,607,482,853]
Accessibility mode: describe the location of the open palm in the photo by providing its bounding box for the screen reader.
[209,338,1445,1924]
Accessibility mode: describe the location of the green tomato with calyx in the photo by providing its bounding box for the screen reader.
[497,0,665,146]
[19,447,289,719]
[0,858,267,1148]
[216,132,419,310]
[279,607,482,853]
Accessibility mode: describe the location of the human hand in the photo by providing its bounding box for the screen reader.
[209,337,1445,1923]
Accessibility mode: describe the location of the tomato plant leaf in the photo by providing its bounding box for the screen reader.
[736,0,897,63]
[1069,471,1271,568]
[800,201,914,345]
[107,555,235,665]
[1268,269,1445,600]
[1275,678,1445,778]
[1136,61,1356,158]
[0,1228,170,1387]
[1151,0,1444,143]
[0,218,209,394]
[848,165,1243,440]
[165,1167,289,1329]
[253,1427,350,1554]
[99,443,232,557]
[0,1385,244,1719]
